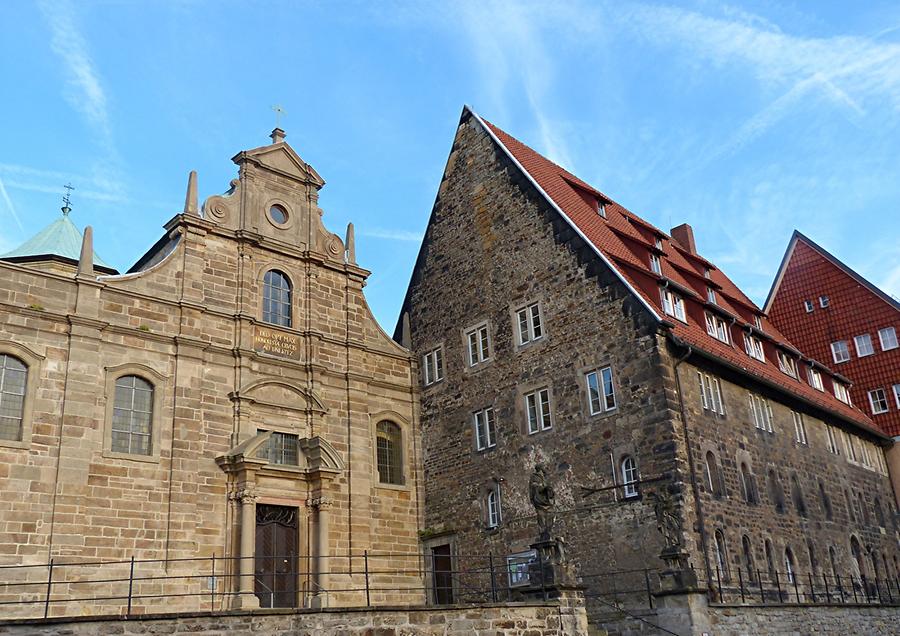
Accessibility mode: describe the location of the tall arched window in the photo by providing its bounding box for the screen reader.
[739,462,755,504]
[714,530,729,581]
[874,497,885,527]
[262,270,292,327]
[857,492,869,525]
[790,474,807,517]
[768,470,785,513]
[705,451,723,498]
[784,547,796,584]
[486,485,502,528]
[850,536,864,578]
[764,539,776,577]
[742,535,755,582]
[806,540,818,574]
[621,455,639,499]
[845,489,855,522]
[0,354,27,442]
[829,546,839,580]
[376,421,403,485]
[819,481,833,520]
[112,375,153,455]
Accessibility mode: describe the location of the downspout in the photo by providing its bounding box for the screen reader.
[668,333,713,592]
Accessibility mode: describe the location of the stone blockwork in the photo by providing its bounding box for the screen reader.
[0,601,588,636]
[707,603,900,635]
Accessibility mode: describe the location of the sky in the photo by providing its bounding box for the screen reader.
[2,0,900,331]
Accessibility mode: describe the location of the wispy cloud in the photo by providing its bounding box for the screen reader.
[0,177,24,235]
[359,228,424,242]
[0,163,129,205]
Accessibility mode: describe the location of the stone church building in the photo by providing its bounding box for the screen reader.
[397,107,900,632]
[0,129,423,613]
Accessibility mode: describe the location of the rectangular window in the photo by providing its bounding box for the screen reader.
[507,551,536,588]
[792,411,807,445]
[257,430,299,466]
[466,324,490,366]
[655,237,663,250]
[698,372,725,415]
[707,287,716,304]
[598,202,607,218]
[834,382,852,405]
[826,425,840,455]
[474,408,497,450]
[807,366,824,391]
[878,327,898,351]
[650,253,662,275]
[525,388,552,434]
[894,384,900,410]
[661,289,686,322]
[705,313,729,343]
[744,334,765,362]
[586,367,616,415]
[516,302,543,345]
[777,351,797,378]
[868,388,889,414]
[748,393,773,432]
[819,295,829,308]
[422,347,444,386]
[854,334,874,357]
[704,268,711,279]
[804,300,814,313]
[754,315,763,330]
[831,341,850,364]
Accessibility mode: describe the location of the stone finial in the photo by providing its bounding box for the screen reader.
[345,222,356,265]
[183,170,199,217]
[78,226,94,276]
[401,312,412,349]
[270,128,286,144]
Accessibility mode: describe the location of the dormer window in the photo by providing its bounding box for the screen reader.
[803,300,814,313]
[834,382,852,405]
[705,313,729,344]
[598,202,607,218]
[754,315,762,330]
[744,334,765,362]
[706,287,716,304]
[819,295,829,308]
[650,253,662,275]
[703,268,711,279]
[777,351,797,378]
[661,289,686,322]
[807,367,824,391]
[654,237,663,250]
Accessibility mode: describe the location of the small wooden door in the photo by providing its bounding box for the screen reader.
[254,504,299,608]
[431,544,454,604]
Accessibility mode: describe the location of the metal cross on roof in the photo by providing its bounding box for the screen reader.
[271,104,286,128]
[62,183,75,216]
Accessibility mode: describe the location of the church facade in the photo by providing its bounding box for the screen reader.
[0,129,423,614]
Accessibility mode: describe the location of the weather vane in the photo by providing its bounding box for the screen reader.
[271,104,286,128]
[62,183,75,216]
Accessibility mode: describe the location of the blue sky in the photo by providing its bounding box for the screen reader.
[2,1,900,329]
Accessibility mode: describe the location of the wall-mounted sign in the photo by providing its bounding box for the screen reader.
[253,326,301,360]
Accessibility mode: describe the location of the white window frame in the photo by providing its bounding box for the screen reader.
[661,289,686,323]
[819,296,829,308]
[525,388,552,434]
[804,300,814,313]
[777,351,797,378]
[650,253,662,275]
[854,334,874,358]
[598,202,607,218]
[754,315,763,330]
[516,302,543,345]
[807,366,824,391]
[654,237,663,250]
[842,430,857,463]
[422,346,444,386]
[868,388,889,415]
[894,384,900,410]
[831,341,850,364]
[744,333,765,362]
[585,366,616,415]
[474,407,496,451]
[826,426,840,455]
[707,287,716,304]
[507,550,536,588]
[748,393,773,433]
[705,313,729,343]
[698,372,726,416]
[878,327,898,351]
[834,382,851,405]
[621,455,639,499]
[487,485,502,528]
[792,411,807,445]
[466,323,491,367]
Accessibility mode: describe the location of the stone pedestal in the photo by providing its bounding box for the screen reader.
[652,566,711,636]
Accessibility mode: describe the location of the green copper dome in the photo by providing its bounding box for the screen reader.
[1,212,113,270]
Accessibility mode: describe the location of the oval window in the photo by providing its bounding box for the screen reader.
[269,205,288,225]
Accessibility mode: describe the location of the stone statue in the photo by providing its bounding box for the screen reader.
[651,487,681,549]
[529,464,555,540]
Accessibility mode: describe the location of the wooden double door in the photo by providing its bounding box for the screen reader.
[254,504,300,608]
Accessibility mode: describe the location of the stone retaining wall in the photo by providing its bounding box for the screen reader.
[707,603,900,635]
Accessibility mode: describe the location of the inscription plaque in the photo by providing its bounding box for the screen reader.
[253,326,301,359]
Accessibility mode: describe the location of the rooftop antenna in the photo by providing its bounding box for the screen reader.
[62,183,75,216]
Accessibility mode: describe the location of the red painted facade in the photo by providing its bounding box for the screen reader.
[766,234,900,436]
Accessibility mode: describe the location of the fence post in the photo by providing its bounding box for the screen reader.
[757,568,764,603]
[488,553,497,602]
[210,553,216,612]
[792,571,800,603]
[774,570,782,603]
[715,563,723,603]
[127,555,135,616]
[43,558,54,619]
[861,575,869,603]
[887,575,893,603]
[823,572,830,603]
[364,550,371,607]
[837,574,844,604]
[851,575,859,603]
[807,572,815,604]
[644,568,653,609]
[737,568,745,603]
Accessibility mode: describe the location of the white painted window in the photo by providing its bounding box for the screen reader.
[748,393,773,432]
[834,382,852,405]
[525,388,552,434]
[842,431,857,462]
[422,347,444,386]
[650,253,662,275]
[792,411,807,445]
[707,287,716,304]
[487,485,502,528]
[704,268,711,279]
[507,551,536,587]
[878,327,898,351]
[598,202,607,218]
[661,289,686,322]
[621,456,639,499]
[466,323,490,366]
[807,367,824,391]
[754,315,762,330]
[705,313,729,344]
[586,367,616,415]
[894,384,900,410]
[784,548,796,585]
[474,408,496,450]
[854,334,874,357]
[655,237,663,250]
[819,296,829,308]
[825,426,840,455]
[831,341,850,364]
[744,334,765,362]
[868,388,889,415]
[804,300,814,313]
[698,372,725,415]
[516,302,543,345]
[777,351,797,378]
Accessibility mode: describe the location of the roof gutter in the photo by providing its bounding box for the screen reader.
[467,107,662,323]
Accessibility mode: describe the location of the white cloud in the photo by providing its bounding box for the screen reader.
[0,177,24,235]
[0,163,129,205]
[359,228,424,242]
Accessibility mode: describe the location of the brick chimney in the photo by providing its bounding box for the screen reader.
[670,223,697,254]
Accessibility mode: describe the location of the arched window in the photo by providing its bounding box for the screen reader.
[857,492,869,525]
[807,540,818,574]
[845,489,855,522]
[768,470,785,513]
[790,474,807,517]
[262,269,292,327]
[819,481,833,520]
[870,550,881,581]
[784,547,796,584]
[621,455,639,499]
[850,536,864,578]
[705,451,723,498]
[874,497,885,527]
[739,462,756,504]
[829,546,839,580]
[0,354,27,442]
[714,530,729,581]
[486,485,502,528]
[742,535,755,582]
[112,375,154,455]
[375,421,403,485]
[764,539,776,577]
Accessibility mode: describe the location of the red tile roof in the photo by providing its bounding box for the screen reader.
[472,111,880,437]
[766,232,900,437]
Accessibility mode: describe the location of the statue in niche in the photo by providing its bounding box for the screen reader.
[529,464,556,541]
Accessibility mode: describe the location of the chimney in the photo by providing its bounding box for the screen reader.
[670,223,696,254]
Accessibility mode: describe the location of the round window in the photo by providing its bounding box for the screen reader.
[269,204,288,225]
